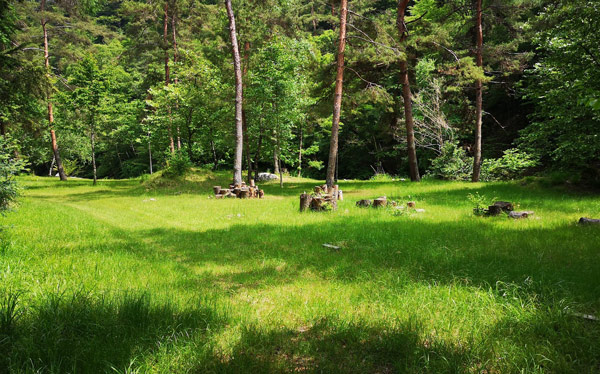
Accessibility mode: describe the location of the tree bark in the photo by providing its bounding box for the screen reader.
[164,1,175,153]
[225,0,244,186]
[472,0,483,182]
[90,125,97,185]
[171,8,181,151]
[148,132,153,174]
[325,0,347,187]
[298,124,303,177]
[253,124,263,182]
[41,0,67,181]
[242,41,252,183]
[397,0,420,182]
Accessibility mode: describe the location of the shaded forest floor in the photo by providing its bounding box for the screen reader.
[1,171,599,373]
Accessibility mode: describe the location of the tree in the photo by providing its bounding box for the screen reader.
[325,0,348,187]
[40,0,67,181]
[225,0,244,186]
[471,0,483,182]
[397,0,420,181]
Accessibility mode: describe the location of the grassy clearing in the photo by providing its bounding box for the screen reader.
[1,171,599,373]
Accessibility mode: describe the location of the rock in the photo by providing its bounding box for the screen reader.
[579,217,600,225]
[509,211,533,219]
[415,209,425,213]
[256,172,278,182]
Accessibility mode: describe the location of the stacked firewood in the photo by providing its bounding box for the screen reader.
[213,179,264,199]
[299,184,343,212]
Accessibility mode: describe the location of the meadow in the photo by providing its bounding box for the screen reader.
[1,171,599,373]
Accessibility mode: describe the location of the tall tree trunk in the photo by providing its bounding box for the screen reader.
[242,41,252,183]
[148,132,153,174]
[325,0,347,187]
[298,124,303,177]
[277,133,283,188]
[171,8,181,151]
[41,0,67,181]
[253,123,263,182]
[90,125,97,185]
[311,4,317,32]
[472,0,483,182]
[164,1,175,153]
[397,0,420,182]
[225,0,244,186]
[273,139,279,174]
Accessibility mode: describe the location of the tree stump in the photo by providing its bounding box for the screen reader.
[373,197,387,208]
[250,179,255,187]
[493,201,514,212]
[579,217,600,225]
[258,189,265,198]
[356,199,372,208]
[407,201,416,208]
[239,188,250,199]
[213,186,221,195]
[487,205,503,216]
[310,196,323,211]
[300,193,312,212]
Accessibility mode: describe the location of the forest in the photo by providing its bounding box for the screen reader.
[1,1,600,373]
[1,0,598,184]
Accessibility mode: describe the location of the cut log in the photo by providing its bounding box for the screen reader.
[225,192,236,198]
[218,188,230,195]
[579,217,600,225]
[508,211,533,219]
[333,185,339,201]
[250,179,255,187]
[493,201,514,212]
[215,194,224,199]
[373,197,387,208]
[258,189,264,198]
[300,193,312,212]
[310,196,323,211]
[356,199,372,208]
[239,188,250,198]
[407,201,416,208]
[314,186,322,194]
[213,186,221,195]
[338,190,343,201]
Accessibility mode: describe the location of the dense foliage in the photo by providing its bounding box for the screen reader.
[1,0,598,183]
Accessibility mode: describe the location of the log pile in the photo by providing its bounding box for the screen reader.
[299,184,343,212]
[213,179,264,199]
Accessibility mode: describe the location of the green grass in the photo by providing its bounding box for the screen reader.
[1,171,599,373]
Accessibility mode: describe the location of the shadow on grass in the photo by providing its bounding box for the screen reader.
[0,290,222,373]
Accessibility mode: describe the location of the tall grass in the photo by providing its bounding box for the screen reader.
[0,173,599,373]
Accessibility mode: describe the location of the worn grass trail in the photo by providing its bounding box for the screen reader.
[1,172,599,373]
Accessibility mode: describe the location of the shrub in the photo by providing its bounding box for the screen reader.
[163,151,192,178]
[427,141,472,181]
[0,137,25,213]
[480,149,538,182]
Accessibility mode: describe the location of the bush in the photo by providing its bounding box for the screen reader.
[427,142,472,181]
[427,143,538,182]
[163,151,192,178]
[480,149,538,182]
[0,137,25,213]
